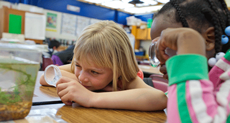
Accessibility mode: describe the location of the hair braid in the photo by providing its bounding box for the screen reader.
[207,0,226,31]
[219,0,230,52]
[202,8,222,53]
[219,0,230,26]
[170,0,189,27]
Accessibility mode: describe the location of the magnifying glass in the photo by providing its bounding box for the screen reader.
[149,42,160,67]
[44,65,62,87]
[149,42,177,67]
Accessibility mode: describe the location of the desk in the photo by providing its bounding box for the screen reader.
[14,71,167,123]
[32,71,62,105]
[138,65,162,75]
[14,103,167,123]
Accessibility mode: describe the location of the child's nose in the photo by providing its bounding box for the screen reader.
[78,71,89,83]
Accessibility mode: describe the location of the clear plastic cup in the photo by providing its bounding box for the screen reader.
[0,43,41,121]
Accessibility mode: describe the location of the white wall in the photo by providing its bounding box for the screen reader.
[17,3,43,13]
[0,1,11,8]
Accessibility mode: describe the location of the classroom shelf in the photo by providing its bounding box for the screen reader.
[131,25,151,50]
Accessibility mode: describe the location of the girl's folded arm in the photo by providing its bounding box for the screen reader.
[89,76,167,111]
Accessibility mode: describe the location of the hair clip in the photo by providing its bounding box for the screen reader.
[222,35,229,44]
[208,52,225,67]
[225,26,230,36]
[222,26,230,44]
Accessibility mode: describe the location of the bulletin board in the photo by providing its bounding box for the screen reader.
[44,9,79,40]
[0,7,44,44]
[61,13,77,36]
[89,18,101,25]
[44,9,94,41]
[76,16,90,37]
[0,5,103,42]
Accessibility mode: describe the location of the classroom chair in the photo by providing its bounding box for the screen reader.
[143,77,168,92]
[149,74,168,83]
[42,57,54,71]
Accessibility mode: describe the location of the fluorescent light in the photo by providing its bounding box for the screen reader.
[124,5,163,14]
[135,0,158,7]
[84,0,110,4]
[156,0,169,4]
[81,0,165,14]
[102,1,134,9]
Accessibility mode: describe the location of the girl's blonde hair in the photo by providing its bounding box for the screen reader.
[71,20,139,91]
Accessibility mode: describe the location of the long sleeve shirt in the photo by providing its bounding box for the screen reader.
[166,50,230,123]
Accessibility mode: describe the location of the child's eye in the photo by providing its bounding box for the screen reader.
[75,64,81,67]
[91,70,99,74]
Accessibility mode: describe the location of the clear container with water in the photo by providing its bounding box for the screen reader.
[0,43,41,121]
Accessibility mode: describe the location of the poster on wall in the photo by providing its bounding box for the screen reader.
[46,12,57,32]
[9,14,22,34]
[89,18,101,25]
[76,16,90,37]
[61,13,77,36]
[25,12,46,40]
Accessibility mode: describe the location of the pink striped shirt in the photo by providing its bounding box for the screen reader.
[166,53,230,123]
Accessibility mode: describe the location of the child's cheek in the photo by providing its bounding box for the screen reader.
[74,67,80,78]
[91,79,108,90]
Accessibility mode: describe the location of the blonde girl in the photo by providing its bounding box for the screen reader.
[40,21,167,111]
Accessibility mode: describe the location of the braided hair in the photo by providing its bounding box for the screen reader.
[154,0,230,53]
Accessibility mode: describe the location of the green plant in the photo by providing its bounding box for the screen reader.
[0,63,37,105]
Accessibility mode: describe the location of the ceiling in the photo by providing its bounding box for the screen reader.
[77,0,169,15]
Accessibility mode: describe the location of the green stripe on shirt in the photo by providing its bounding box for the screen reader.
[226,115,230,123]
[166,54,209,86]
[224,49,230,61]
[177,82,193,123]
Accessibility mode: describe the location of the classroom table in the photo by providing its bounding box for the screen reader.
[138,65,162,75]
[14,103,167,123]
[32,71,62,105]
[11,71,167,123]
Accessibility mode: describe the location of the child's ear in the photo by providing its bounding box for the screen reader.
[202,27,215,51]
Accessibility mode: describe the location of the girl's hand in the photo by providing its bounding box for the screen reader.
[155,28,206,64]
[159,64,168,80]
[56,76,94,107]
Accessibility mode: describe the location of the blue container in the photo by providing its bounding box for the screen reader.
[135,51,145,56]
